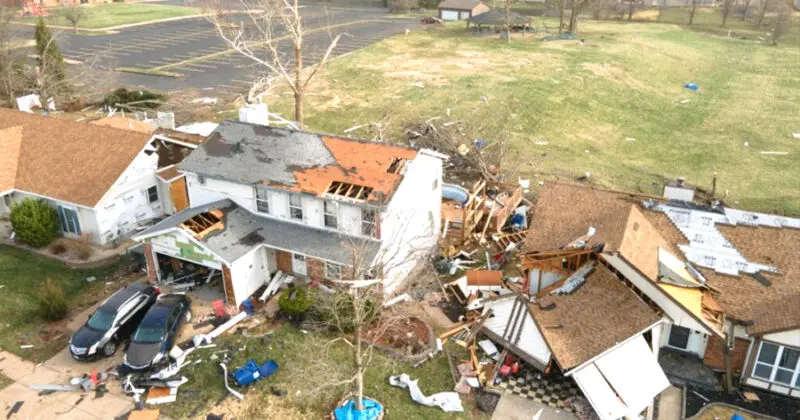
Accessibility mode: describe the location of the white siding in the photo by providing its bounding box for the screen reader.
[186,173,256,211]
[229,246,272,306]
[377,151,442,294]
[339,204,362,236]
[764,330,800,348]
[305,196,324,228]
[269,190,289,219]
[482,297,552,366]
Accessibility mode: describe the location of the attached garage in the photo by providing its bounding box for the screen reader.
[571,336,670,420]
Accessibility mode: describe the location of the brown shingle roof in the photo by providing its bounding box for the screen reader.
[90,116,153,134]
[704,225,800,334]
[523,183,642,254]
[529,264,660,369]
[0,108,152,207]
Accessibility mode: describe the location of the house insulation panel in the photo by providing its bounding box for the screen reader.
[572,336,669,420]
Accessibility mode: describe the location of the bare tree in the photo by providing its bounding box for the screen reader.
[688,0,698,25]
[740,0,753,20]
[757,0,770,25]
[58,5,87,34]
[770,4,792,44]
[209,0,341,128]
[568,0,591,34]
[503,0,520,42]
[721,0,735,26]
[0,7,25,106]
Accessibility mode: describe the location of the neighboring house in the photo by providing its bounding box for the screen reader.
[483,261,671,420]
[438,0,489,21]
[133,121,445,306]
[0,109,199,245]
[521,182,800,400]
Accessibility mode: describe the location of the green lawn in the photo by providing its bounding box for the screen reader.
[266,19,800,215]
[161,324,487,419]
[0,245,122,362]
[19,4,202,30]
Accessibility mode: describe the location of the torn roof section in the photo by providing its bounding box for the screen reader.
[530,263,661,370]
[136,199,380,266]
[179,120,419,203]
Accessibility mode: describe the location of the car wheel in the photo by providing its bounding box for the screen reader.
[185,310,192,323]
[102,341,117,357]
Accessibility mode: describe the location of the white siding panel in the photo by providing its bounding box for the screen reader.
[482,298,552,366]
[305,196,324,228]
[230,246,271,306]
[764,330,800,348]
[149,231,222,270]
[339,204,361,236]
[573,364,628,420]
[270,190,289,219]
[186,174,255,211]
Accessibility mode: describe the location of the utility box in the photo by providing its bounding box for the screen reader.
[239,103,269,127]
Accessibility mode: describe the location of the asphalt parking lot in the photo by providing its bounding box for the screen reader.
[51,5,419,94]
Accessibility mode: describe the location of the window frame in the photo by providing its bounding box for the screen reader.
[146,185,159,204]
[325,261,342,280]
[361,208,376,238]
[58,205,81,235]
[752,341,800,389]
[666,325,692,350]
[254,188,270,214]
[323,200,338,229]
[289,194,304,221]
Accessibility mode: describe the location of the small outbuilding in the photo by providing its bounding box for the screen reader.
[467,8,532,31]
[438,0,489,21]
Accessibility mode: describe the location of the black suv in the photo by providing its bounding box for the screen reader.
[124,294,192,371]
[69,283,160,361]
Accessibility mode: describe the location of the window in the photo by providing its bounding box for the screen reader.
[57,205,81,235]
[325,262,342,280]
[289,195,303,220]
[255,188,270,214]
[324,200,338,229]
[667,325,691,349]
[753,342,800,388]
[146,185,159,203]
[361,208,376,237]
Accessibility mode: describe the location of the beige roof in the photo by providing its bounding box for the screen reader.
[90,115,153,134]
[0,108,152,207]
[438,0,482,9]
[530,264,660,369]
[703,225,800,335]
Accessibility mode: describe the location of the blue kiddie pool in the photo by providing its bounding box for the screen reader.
[334,397,384,420]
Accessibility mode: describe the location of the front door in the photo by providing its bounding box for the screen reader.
[292,253,307,276]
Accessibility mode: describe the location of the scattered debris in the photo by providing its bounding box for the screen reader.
[624,137,636,142]
[19,345,33,349]
[86,276,97,283]
[680,99,690,104]
[389,374,463,412]
[760,151,788,156]
[683,82,699,91]
[6,401,22,418]
[232,359,278,387]
[792,132,800,139]
[220,363,244,400]
[191,97,219,105]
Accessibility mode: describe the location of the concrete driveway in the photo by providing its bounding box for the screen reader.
[492,394,578,420]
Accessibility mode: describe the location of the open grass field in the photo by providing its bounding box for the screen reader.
[161,324,487,419]
[18,3,202,29]
[0,246,122,362]
[267,17,800,215]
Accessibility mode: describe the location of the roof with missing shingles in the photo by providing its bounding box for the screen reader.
[179,121,418,203]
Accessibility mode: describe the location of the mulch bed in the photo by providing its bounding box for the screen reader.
[684,384,800,419]
[363,317,433,358]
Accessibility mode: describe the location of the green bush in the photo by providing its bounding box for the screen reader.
[38,279,69,321]
[278,286,317,318]
[9,199,59,248]
[103,88,166,110]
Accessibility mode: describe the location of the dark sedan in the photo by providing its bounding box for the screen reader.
[123,294,192,371]
[69,283,160,361]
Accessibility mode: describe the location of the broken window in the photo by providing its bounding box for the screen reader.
[361,208,376,238]
[325,261,342,280]
[289,195,303,221]
[386,157,408,174]
[327,181,373,201]
[324,200,338,229]
[255,188,270,214]
[146,185,159,203]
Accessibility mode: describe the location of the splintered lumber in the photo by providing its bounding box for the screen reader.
[464,310,492,342]
[439,322,475,341]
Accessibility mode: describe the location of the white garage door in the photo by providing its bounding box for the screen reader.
[441,10,459,20]
[459,11,470,19]
[573,336,670,420]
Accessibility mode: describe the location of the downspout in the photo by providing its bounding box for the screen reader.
[723,319,735,392]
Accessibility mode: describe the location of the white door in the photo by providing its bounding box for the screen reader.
[441,10,459,20]
[292,253,307,276]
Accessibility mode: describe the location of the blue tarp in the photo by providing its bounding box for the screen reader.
[333,397,384,420]
[730,414,746,420]
[684,83,699,91]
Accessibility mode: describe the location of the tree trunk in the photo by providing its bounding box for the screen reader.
[558,0,565,33]
[741,0,750,20]
[505,4,512,42]
[757,0,768,26]
[354,289,364,411]
[688,0,697,25]
[722,0,731,26]
[568,2,580,34]
[628,2,634,20]
[293,0,304,128]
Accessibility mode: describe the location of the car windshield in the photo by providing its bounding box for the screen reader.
[133,326,165,343]
[87,310,115,331]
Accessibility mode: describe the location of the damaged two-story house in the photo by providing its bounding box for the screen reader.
[519,181,800,403]
[0,109,199,246]
[133,121,445,306]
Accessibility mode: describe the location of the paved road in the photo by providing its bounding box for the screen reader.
[47,5,419,94]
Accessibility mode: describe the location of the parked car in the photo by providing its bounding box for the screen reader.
[123,294,192,371]
[69,283,160,361]
[421,16,443,24]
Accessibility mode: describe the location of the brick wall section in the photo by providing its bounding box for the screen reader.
[222,264,235,305]
[276,251,292,274]
[144,241,157,282]
[704,335,751,373]
[307,258,324,281]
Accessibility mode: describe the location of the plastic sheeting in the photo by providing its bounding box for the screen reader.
[333,397,383,420]
[389,374,463,412]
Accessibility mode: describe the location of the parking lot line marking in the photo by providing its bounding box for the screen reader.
[148,60,172,65]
